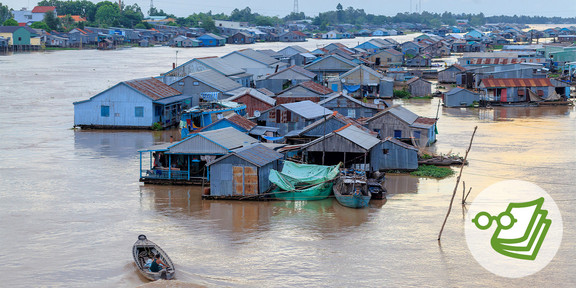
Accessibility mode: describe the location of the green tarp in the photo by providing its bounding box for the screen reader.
[269,161,341,200]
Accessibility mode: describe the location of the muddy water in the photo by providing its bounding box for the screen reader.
[0,41,575,287]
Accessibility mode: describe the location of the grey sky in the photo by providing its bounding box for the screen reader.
[5,0,576,18]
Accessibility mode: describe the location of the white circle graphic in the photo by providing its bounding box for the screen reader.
[465,180,563,278]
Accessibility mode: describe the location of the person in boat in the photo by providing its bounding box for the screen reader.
[149,254,168,272]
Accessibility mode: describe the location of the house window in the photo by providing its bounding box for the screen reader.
[18,37,22,41]
[383,149,389,155]
[178,81,184,86]
[135,106,144,117]
[269,110,276,119]
[348,109,356,118]
[394,130,402,138]
[101,105,110,117]
[193,82,199,86]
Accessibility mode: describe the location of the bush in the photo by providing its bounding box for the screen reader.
[394,89,411,98]
[151,122,163,131]
[410,165,455,178]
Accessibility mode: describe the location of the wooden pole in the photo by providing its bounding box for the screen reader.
[438,126,477,242]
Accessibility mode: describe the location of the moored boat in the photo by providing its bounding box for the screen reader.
[132,235,175,281]
[269,161,341,201]
[333,176,371,208]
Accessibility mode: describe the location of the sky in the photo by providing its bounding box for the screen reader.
[5,0,576,18]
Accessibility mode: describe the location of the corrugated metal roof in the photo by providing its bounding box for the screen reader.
[124,77,182,100]
[278,45,309,54]
[368,105,419,124]
[299,81,334,95]
[138,142,172,152]
[335,125,380,150]
[411,117,436,129]
[154,94,192,105]
[267,65,317,79]
[232,143,284,167]
[225,114,257,131]
[188,70,243,92]
[196,56,246,76]
[199,127,259,150]
[235,49,281,66]
[281,100,333,120]
[481,78,553,88]
[250,126,279,136]
[382,137,419,151]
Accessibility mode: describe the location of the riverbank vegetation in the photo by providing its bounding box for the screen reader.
[410,165,455,178]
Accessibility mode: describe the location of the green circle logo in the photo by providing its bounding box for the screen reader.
[465,180,563,278]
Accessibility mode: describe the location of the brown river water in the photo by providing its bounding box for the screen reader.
[0,37,575,287]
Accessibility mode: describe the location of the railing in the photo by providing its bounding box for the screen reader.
[141,169,190,180]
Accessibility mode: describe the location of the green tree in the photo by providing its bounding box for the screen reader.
[0,2,12,24]
[95,3,120,27]
[44,10,60,31]
[31,21,51,31]
[3,18,17,26]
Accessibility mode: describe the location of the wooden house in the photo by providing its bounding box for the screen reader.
[197,33,226,46]
[227,31,255,44]
[318,93,386,119]
[222,48,288,79]
[370,137,418,171]
[277,45,309,58]
[438,64,467,83]
[162,56,253,88]
[256,100,333,136]
[207,144,284,197]
[285,111,376,144]
[304,54,358,82]
[328,65,394,98]
[255,65,316,94]
[0,26,39,48]
[275,81,335,104]
[73,77,186,129]
[299,124,380,167]
[365,105,437,146]
[401,41,423,56]
[226,88,276,118]
[405,77,432,97]
[167,69,242,106]
[479,78,557,104]
[404,54,431,67]
[279,31,307,42]
[443,88,480,107]
[138,127,260,184]
[367,48,404,67]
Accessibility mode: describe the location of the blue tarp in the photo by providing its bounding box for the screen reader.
[263,136,284,141]
[201,92,219,101]
[343,85,361,92]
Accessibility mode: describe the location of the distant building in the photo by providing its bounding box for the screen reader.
[443,88,480,107]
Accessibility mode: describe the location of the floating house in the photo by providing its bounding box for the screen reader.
[226,88,276,118]
[138,127,260,184]
[443,88,481,107]
[162,56,253,88]
[405,77,433,97]
[328,65,394,98]
[206,144,284,198]
[478,78,559,104]
[227,32,255,44]
[167,69,243,106]
[285,111,376,144]
[298,124,380,167]
[365,105,437,146]
[255,65,316,94]
[438,64,467,83]
[222,48,288,79]
[279,31,307,42]
[257,100,333,136]
[180,100,246,130]
[371,137,418,171]
[318,93,387,119]
[275,81,335,104]
[277,45,309,58]
[193,113,257,134]
[367,48,404,67]
[197,33,226,47]
[304,54,358,82]
[73,77,187,129]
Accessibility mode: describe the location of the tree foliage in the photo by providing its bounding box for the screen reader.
[3,18,17,26]
[31,21,51,31]
[0,2,12,24]
[44,10,60,30]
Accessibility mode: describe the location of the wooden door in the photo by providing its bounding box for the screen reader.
[233,166,259,195]
[501,88,507,102]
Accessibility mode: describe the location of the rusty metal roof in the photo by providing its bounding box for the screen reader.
[209,143,283,167]
[481,78,553,88]
[124,77,181,100]
[299,81,334,95]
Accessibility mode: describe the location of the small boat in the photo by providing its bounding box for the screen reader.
[367,179,386,200]
[333,176,371,208]
[132,235,175,281]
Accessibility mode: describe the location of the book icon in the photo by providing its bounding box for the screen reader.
[471,197,551,260]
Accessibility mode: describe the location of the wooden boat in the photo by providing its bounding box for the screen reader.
[367,179,386,200]
[333,176,371,208]
[132,235,175,281]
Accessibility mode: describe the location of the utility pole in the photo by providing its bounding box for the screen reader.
[293,0,299,14]
[150,0,154,16]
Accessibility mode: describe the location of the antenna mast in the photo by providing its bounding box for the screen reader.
[150,0,154,15]
[293,0,299,14]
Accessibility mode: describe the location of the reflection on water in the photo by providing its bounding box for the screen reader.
[385,175,420,194]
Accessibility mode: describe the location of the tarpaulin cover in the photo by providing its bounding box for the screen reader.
[343,85,361,92]
[269,161,341,191]
[262,136,284,141]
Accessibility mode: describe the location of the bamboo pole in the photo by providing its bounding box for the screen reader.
[438,126,477,242]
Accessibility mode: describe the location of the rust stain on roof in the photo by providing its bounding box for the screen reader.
[300,81,334,95]
[124,78,182,100]
[482,78,553,88]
